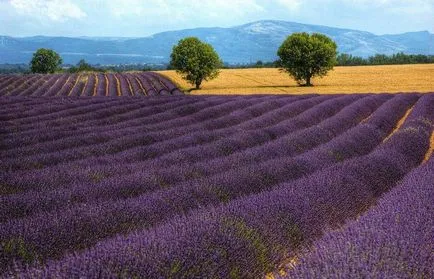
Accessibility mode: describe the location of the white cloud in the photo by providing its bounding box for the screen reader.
[107,0,265,19]
[10,0,86,21]
[1,0,433,36]
[339,0,433,10]
[275,0,301,11]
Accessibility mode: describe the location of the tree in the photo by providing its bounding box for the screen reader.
[255,60,264,67]
[30,48,62,74]
[170,37,222,90]
[69,59,94,73]
[277,33,337,86]
[76,59,92,71]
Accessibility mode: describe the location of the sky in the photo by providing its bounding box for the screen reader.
[0,0,433,37]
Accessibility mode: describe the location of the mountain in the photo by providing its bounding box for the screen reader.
[1,20,433,65]
[380,31,434,54]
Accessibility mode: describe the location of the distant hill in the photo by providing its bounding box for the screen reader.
[1,20,433,65]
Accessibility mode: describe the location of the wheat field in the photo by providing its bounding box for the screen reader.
[159,64,434,94]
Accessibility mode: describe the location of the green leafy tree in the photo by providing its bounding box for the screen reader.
[68,59,98,73]
[277,33,337,86]
[76,59,92,71]
[255,60,264,67]
[170,37,222,90]
[30,48,62,74]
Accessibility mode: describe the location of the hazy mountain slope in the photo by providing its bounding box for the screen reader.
[380,31,434,54]
[0,20,432,65]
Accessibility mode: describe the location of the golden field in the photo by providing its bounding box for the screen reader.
[159,64,434,95]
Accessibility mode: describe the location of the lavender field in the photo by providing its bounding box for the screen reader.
[0,92,433,278]
[0,73,183,97]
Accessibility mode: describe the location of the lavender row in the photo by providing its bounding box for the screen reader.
[0,94,287,125]
[0,97,304,193]
[116,73,133,96]
[104,73,116,96]
[138,73,155,95]
[77,94,363,170]
[15,75,48,96]
[52,74,79,96]
[0,94,407,183]
[147,72,184,95]
[11,76,42,96]
[0,95,46,106]
[0,95,303,152]
[0,95,412,268]
[136,94,385,169]
[26,74,61,97]
[0,96,286,161]
[13,75,47,96]
[10,75,39,96]
[0,97,223,155]
[1,95,325,164]
[43,74,70,97]
[0,94,234,137]
[0,96,311,194]
[0,95,334,186]
[0,98,151,143]
[0,75,19,89]
[81,74,97,97]
[0,96,236,155]
[69,75,87,97]
[76,93,405,191]
[0,75,31,96]
[124,73,145,96]
[0,95,338,202]
[95,73,106,96]
[0,96,299,169]
[0,75,41,96]
[0,97,129,123]
[0,96,182,128]
[0,94,395,196]
[0,97,201,148]
[137,93,400,179]
[10,94,432,279]
[284,156,434,279]
[0,97,263,168]
[142,73,170,95]
[19,75,54,96]
[0,72,183,97]
[0,99,49,115]
[9,94,250,138]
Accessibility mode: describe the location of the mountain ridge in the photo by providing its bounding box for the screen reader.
[1,20,433,65]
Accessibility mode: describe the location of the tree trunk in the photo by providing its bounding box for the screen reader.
[306,75,312,87]
[195,80,202,90]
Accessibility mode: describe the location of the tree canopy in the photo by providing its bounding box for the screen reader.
[170,37,222,90]
[278,32,337,86]
[30,48,63,74]
[68,59,100,73]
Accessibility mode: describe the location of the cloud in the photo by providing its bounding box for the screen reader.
[339,0,433,11]
[1,0,432,36]
[10,0,86,21]
[107,0,265,19]
[275,0,301,11]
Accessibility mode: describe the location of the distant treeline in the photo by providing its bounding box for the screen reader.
[1,52,433,74]
[222,60,279,69]
[336,52,434,66]
[0,61,166,74]
[224,52,434,68]
[0,64,30,74]
[67,60,168,73]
